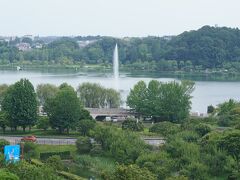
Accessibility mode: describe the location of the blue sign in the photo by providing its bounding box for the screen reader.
[4,145,20,162]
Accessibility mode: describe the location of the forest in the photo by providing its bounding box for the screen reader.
[1,26,240,72]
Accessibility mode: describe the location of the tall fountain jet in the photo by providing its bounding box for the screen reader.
[113,44,119,90]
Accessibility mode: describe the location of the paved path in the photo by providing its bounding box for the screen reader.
[0,136,76,145]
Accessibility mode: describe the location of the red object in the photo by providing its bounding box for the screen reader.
[21,136,37,142]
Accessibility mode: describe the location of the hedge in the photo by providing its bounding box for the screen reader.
[40,151,71,161]
[57,171,86,180]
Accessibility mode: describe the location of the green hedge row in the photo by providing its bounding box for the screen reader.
[40,151,71,161]
[57,171,86,180]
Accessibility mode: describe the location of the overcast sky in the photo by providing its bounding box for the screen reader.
[0,0,239,37]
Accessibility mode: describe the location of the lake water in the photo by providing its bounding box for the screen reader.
[0,69,240,113]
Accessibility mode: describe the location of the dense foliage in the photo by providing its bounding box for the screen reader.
[45,83,83,133]
[2,26,240,71]
[77,83,121,108]
[122,118,144,131]
[2,79,37,131]
[127,80,194,122]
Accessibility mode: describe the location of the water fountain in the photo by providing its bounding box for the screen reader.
[113,44,119,90]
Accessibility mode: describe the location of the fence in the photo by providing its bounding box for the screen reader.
[14,139,76,145]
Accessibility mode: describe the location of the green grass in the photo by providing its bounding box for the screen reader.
[35,144,77,159]
[71,155,116,178]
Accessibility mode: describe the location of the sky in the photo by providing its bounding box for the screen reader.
[0,0,240,37]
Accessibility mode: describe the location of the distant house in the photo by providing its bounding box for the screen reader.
[34,43,43,49]
[16,43,32,51]
[77,40,97,48]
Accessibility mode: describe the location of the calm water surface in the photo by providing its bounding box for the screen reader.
[0,69,240,113]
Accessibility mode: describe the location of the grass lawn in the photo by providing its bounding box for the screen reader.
[35,144,77,159]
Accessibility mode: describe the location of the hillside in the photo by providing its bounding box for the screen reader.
[1,26,240,71]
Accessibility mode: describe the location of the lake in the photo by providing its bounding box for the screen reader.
[0,68,240,113]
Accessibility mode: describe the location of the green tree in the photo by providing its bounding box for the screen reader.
[0,111,8,133]
[105,88,121,108]
[45,84,82,134]
[0,84,8,106]
[76,136,92,154]
[194,123,211,137]
[46,155,64,171]
[93,126,147,164]
[127,81,147,115]
[127,80,194,122]
[36,116,50,131]
[136,152,174,179]
[113,164,157,180]
[36,84,59,106]
[180,162,209,180]
[218,131,240,169]
[122,118,144,132]
[77,83,121,108]
[77,119,96,136]
[2,79,37,131]
[77,83,104,108]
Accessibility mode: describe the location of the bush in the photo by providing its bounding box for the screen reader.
[7,160,63,180]
[0,169,19,180]
[0,139,10,152]
[46,155,64,171]
[40,151,71,161]
[122,118,144,131]
[175,131,200,143]
[194,123,211,136]
[90,144,103,156]
[180,162,209,180]
[22,142,37,159]
[136,152,173,179]
[149,121,180,136]
[217,115,234,127]
[37,116,50,131]
[76,136,92,154]
[113,164,157,180]
[77,119,96,136]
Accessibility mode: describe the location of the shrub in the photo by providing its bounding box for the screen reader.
[136,152,173,179]
[37,116,50,131]
[149,121,180,136]
[0,169,19,180]
[77,119,96,136]
[180,162,209,180]
[175,131,200,143]
[194,123,211,136]
[122,118,144,131]
[22,142,37,159]
[46,155,64,171]
[0,139,10,152]
[90,144,103,156]
[113,164,157,180]
[217,115,232,127]
[76,136,92,154]
[7,160,63,180]
[40,151,71,161]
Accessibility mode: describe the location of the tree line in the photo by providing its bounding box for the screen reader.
[0,80,121,133]
[1,26,240,71]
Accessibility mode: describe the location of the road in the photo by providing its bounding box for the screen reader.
[0,136,76,145]
[0,136,165,146]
